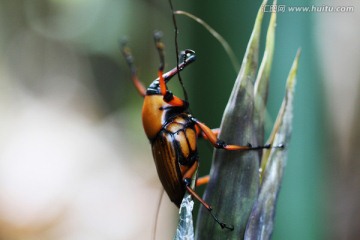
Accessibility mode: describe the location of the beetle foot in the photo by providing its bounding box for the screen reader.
[208,208,234,231]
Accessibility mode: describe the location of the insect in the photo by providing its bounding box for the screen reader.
[121,33,272,230]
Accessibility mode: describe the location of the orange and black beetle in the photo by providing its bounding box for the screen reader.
[121,33,270,230]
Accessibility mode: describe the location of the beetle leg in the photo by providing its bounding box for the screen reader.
[120,41,146,97]
[185,185,233,230]
[192,117,272,151]
[158,68,188,107]
[154,33,189,108]
[158,65,188,107]
[199,128,220,140]
[182,162,233,230]
[182,163,208,206]
[196,175,210,186]
[154,32,167,96]
[182,162,211,208]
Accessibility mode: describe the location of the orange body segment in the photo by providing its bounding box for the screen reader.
[141,95,167,139]
[186,128,197,152]
[176,131,190,157]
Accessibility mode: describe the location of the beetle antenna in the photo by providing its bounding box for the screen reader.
[168,0,189,102]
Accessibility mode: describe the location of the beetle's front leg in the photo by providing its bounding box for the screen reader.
[182,161,233,230]
[121,41,146,97]
[154,33,189,108]
[182,161,211,209]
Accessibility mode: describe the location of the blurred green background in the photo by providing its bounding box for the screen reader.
[0,0,359,239]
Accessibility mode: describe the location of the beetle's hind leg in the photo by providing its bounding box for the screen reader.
[182,162,234,230]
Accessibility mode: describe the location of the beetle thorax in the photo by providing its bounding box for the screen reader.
[142,95,172,140]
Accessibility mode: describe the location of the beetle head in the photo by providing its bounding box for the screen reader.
[146,49,196,95]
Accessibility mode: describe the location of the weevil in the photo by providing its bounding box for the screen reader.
[121,33,271,230]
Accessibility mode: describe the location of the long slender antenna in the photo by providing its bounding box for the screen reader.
[168,0,189,102]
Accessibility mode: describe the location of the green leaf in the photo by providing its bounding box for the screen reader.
[253,1,277,143]
[193,1,299,239]
[245,49,301,240]
[195,1,268,239]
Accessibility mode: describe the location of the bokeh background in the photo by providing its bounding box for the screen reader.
[0,0,359,239]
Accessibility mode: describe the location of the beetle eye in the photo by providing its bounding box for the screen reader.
[184,50,195,61]
[185,49,195,56]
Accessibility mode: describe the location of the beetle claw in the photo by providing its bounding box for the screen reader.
[208,208,234,231]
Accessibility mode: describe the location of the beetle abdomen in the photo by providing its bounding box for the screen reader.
[152,132,184,206]
[151,114,198,207]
